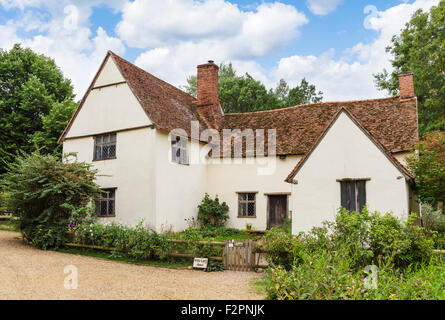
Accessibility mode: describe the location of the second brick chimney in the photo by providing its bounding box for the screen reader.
[398,71,415,99]
[196,60,223,129]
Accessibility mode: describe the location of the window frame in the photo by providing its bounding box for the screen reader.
[93,132,117,161]
[171,134,189,165]
[338,179,368,213]
[237,192,257,218]
[94,188,116,217]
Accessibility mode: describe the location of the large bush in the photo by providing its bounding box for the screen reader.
[267,254,445,300]
[0,152,101,249]
[263,208,438,300]
[197,193,229,227]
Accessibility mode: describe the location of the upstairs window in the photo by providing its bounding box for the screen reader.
[171,135,188,164]
[94,133,116,160]
[95,188,116,217]
[340,179,367,212]
[238,193,256,217]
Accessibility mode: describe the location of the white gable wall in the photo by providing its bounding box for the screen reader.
[291,111,411,234]
[94,56,125,87]
[65,59,151,139]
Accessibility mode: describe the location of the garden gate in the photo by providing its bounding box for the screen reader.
[223,239,254,271]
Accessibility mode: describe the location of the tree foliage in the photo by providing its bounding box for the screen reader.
[183,62,323,113]
[0,152,101,248]
[407,131,445,207]
[0,44,76,174]
[374,1,445,136]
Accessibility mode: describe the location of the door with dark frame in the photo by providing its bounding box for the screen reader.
[267,195,288,229]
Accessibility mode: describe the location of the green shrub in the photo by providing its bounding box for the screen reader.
[197,193,229,227]
[178,225,245,240]
[72,219,171,261]
[267,254,445,300]
[205,260,226,272]
[267,248,365,300]
[0,152,101,249]
[264,208,439,300]
[332,208,434,268]
[421,203,445,233]
[260,227,296,269]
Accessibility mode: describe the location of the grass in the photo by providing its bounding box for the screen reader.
[249,277,269,298]
[0,221,16,232]
[53,247,192,269]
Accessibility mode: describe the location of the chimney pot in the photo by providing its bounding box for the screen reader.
[398,71,415,99]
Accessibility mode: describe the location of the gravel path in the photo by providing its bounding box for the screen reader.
[0,231,264,300]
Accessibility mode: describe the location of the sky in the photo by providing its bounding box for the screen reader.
[0,0,440,101]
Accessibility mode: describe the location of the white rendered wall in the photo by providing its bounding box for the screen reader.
[153,130,207,232]
[206,156,301,231]
[63,127,157,227]
[65,60,150,139]
[94,56,125,87]
[290,111,411,234]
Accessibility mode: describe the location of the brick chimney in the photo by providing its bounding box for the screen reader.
[398,71,415,99]
[196,60,223,129]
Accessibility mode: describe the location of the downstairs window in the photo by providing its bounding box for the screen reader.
[339,180,367,213]
[95,188,116,217]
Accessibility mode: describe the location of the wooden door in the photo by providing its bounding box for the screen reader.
[268,195,288,229]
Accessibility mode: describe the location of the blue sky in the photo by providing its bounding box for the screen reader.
[0,0,440,100]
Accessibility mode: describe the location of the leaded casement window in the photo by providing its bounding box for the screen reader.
[238,193,256,217]
[340,180,367,213]
[94,188,116,217]
[171,135,188,164]
[94,133,116,160]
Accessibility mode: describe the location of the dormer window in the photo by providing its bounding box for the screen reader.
[171,135,188,164]
[94,132,116,161]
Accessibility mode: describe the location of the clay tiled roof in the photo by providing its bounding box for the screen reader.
[60,52,418,165]
[284,107,415,183]
[109,52,206,137]
[223,96,418,156]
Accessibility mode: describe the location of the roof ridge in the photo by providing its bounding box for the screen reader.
[224,95,404,116]
[109,51,197,102]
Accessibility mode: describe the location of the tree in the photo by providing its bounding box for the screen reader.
[286,78,323,106]
[0,44,75,174]
[31,100,77,154]
[374,1,445,136]
[407,131,445,209]
[219,74,281,113]
[183,62,323,113]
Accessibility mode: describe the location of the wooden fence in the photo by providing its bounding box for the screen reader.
[63,237,264,271]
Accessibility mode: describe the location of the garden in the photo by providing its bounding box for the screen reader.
[0,143,444,297]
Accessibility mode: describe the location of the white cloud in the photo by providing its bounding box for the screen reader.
[306,0,343,15]
[0,1,126,98]
[118,0,308,58]
[273,0,440,101]
[126,1,307,88]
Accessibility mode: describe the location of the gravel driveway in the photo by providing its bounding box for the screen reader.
[0,231,264,300]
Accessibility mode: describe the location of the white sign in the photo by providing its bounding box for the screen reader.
[193,258,208,269]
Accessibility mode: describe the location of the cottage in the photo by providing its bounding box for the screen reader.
[60,51,419,234]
